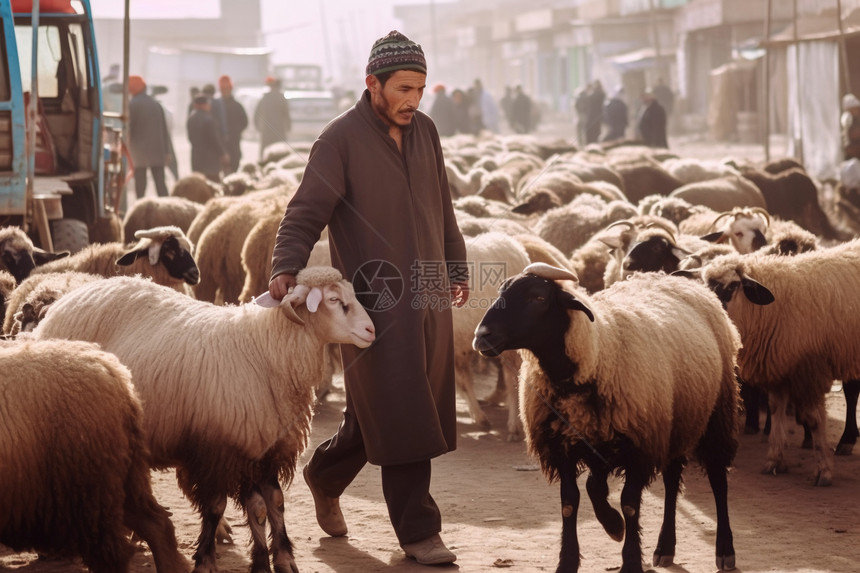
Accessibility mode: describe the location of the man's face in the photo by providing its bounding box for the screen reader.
[366,70,426,128]
[220,84,232,98]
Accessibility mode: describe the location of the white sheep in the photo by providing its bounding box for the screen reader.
[473,264,741,573]
[123,195,204,240]
[0,338,188,573]
[452,232,530,441]
[700,240,860,486]
[33,268,375,572]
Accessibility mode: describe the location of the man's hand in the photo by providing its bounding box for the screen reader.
[451,281,470,308]
[269,273,297,301]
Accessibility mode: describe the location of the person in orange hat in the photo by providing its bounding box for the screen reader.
[127,74,172,199]
[253,76,291,159]
[215,74,248,173]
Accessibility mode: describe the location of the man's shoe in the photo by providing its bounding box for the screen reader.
[303,464,347,537]
[401,533,457,565]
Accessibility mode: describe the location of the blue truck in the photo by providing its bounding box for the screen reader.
[0,0,124,252]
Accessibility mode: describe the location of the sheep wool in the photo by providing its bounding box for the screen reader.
[0,339,187,573]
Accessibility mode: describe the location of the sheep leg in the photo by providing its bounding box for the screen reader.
[739,379,763,434]
[260,475,299,573]
[455,364,491,429]
[123,491,188,573]
[703,456,736,571]
[797,400,834,487]
[499,351,523,441]
[191,494,228,573]
[652,457,685,567]
[242,487,273,573]
[618,469,646,573]
[556,457,581,573]
[763,391,790,476]
[836,379,860,455]
[585,467,623,541]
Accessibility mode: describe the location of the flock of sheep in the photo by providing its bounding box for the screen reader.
[1,132,859,572]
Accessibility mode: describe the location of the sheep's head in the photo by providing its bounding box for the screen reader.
[0,226,68,283]
[700,256,774,309]
[702,207,770,254]
[117,226,200,285]
[267,267,376,348]
[473,263,593,359]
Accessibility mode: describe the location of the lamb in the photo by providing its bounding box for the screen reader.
[699,240,860,486]
[33,268,375,572]
[29,226,199,294]
[0,338,188,573]
[123,195,204,239]
[473,264,740,573]
[0,225,68,283]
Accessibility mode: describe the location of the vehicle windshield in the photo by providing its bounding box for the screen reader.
[14,21,87,100]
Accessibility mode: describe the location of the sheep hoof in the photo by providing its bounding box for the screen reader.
[834,442,855,456]
[652,552,674,567]
[761,461,787,475]
[506,427,525,442]
[813,471,833,487]
[716,553,736,571]
[215,518,234,544]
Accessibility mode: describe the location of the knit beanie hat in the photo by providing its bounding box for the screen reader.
[365,30,426,76]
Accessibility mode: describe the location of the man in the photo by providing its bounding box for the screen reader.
[215,75,249,173]
[202,83,228,142]
[473,78,499,133]
[585,80,606,144]
[428,84,455,137]
[602,87,629,141]
[510,85,533,134]
[186,95,229,182]
[637,89,668,148]
[268,30,469,566]
[128,75,172,199]
[254,77,292,159]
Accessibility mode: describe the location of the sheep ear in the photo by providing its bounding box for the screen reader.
[306,287,323,312]
[116,248,147,266]
[32,247,69,265]
[281,285,310,325]
[147,241,163,265]
[701,231,724,243]
[671,246,690,260]
[741,276,774,305]
[671,269,698,280]
[560,291,595,322]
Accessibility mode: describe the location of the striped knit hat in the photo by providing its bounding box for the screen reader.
[365,30,426,76]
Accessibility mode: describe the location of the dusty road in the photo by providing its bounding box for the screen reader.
[2,371,858,573]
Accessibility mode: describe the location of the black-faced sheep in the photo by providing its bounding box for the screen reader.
[33,268,375,573]
[29,226,199,295]
[700,240,860,486]
[0,225,67,283]
[0,338,188,573]
[473,264,740,573]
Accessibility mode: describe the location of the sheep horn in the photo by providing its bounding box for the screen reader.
[281,285,311,325]
[523,262,579,283]
[750,207,771,228]
[710,211,734,231]
[605,220,635,232]
[645,221,677,243]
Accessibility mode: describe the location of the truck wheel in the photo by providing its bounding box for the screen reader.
[50,218,90,254]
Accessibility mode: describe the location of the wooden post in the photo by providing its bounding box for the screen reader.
[763,0,772,162]
[836,0,851,94]
[793,0,804,163]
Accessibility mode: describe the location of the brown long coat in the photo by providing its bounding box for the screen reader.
[270,90,467,465]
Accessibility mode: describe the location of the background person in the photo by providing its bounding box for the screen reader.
[637,89,668,148]
[215,74,249,173]
[254,77,292,159]
[268,30,468,566]
[127,74,172,199]
[186,95,229,182]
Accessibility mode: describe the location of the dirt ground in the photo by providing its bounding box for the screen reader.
[2,371,858,573]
